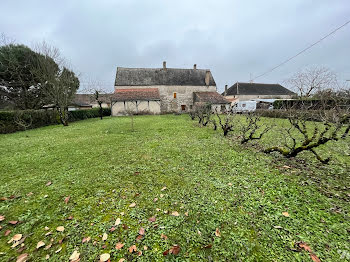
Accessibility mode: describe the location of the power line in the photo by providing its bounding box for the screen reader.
[252,19,350,81]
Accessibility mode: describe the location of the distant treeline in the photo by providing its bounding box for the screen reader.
[273,99,350,110]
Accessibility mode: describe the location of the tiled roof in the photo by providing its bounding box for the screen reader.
[115,67,216,86]
[112,88,160,101]
[73,94,111,106]
[223,82,295,96]
[193,92,230,104]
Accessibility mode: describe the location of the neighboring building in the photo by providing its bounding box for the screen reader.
[223,82,296,102]
[193,91,230,113]
[112,88,161,116]
[112,62,225,115]
[69,94,112,111]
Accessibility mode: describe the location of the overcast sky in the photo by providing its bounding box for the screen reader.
[1,0,349,92]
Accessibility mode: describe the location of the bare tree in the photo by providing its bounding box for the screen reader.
[239,113,272,144]
[0,33,15,46]
[216,109,235,136]
[285,66,337,98]
[82,77,110,120]
[264,89,350,163]
[34,41,79,126]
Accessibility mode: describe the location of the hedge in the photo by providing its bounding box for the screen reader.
[0,108,111,134]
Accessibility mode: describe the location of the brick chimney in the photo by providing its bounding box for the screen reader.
[193,64,197,70]
[224,85,228,96]
[163,61,166,71]
[205,70,210,86]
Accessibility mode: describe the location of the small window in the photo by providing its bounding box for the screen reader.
[190,105,193,110]
[181,105,186,111]
[173,92,177,99]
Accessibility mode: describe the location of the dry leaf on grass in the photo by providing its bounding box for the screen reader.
[115,218,121,226]
[9,220,18,225]
[144,245,148,250]
[163,245,180,256]
[64,196,70,204]
[171,211,179,216]
[46,181,52,186]
[129,245,137,253]
[100,253,110,262]
[161,233,168,240]
[5,230,11,236]
[136,235,143,241]
[129,203,136,208]
[82,236,91,243]
[296,242,321,262]
[56,226,64,232]
[0,215,5,221]
[36,241,45,249]
[282,212,290,217]
[8,234,22,243]
[161,186,167,191]
[148,216,156,222]
[153,198,158,202]
[139,227,145,235]
[115,242,124,250]
[69,250,80,261]
[16,253,28,262]
[215,228,221,237]
[118,259,125,262]
[55,247,62,253]
[102,233,108,241]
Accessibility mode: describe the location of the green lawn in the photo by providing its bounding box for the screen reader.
[0,115,349,261]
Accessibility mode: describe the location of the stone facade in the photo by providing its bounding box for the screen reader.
[115,85,216,113]
[112,100,161,116]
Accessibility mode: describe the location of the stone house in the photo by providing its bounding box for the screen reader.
[223,82,296,102]
[111,62,226,115]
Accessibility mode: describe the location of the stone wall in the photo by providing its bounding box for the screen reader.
[115,85,217,113]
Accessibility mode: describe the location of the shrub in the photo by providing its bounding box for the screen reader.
[0,108,111,134]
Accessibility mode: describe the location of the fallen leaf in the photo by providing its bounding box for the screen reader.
[115,242,124,250]
[45,254,50,260]
[12,234,23,242]
[129,245,137,253]
[100,253,110,262]
[310,253,321,262]
[115,218,121,226]
[160,194,164,198]
[118,259,125,262]
[64,196,70,204]
[0,215,5,221]
[184,212,189,216]
[139,227,145,235]
[55,247,62,253]
[161,233,168,240]
[215,228,221,237]
[282,165,291,169]
[163,249,170,256]
[148,216,156,222]
[122,224,128,230]
[56,226,64,232]
[129,203,136,208]
[45,243,52,250]
[5,230,11,236]
[9,220,18,225]
[171,211,179,217]
[120,212,124,216]
[136,235,143,241]
[102,233,108,241]
[45,231,52,236]
[296,242,320,262]
[16,253,28,262]
[228,183,233,186]
[67,216,73,220]
[46,181,52,186]
[109,227,116,232]
[153,198,158,202]
[82,236,91,243]
[170,245,180,255]
[44,226,49,230]
[161,186,167,191]
[0,197,8,201]
[204,244,212,249]
[69,250,80,261]
[36,241,45,249]
[138,251,143,256]
[144,245,148,250]
[282,212,290,217]
[27,192,33,197]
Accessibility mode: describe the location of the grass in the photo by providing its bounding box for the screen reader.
[0,114,349,261]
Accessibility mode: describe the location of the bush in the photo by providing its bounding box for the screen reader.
[0,108,111,134]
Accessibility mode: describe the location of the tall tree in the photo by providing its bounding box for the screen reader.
[34,42,80,126]
[0,44,47,109]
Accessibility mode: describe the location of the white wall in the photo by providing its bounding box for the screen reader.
[112,100,161,116]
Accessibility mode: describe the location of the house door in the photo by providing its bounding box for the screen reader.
[181,105,186,111]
